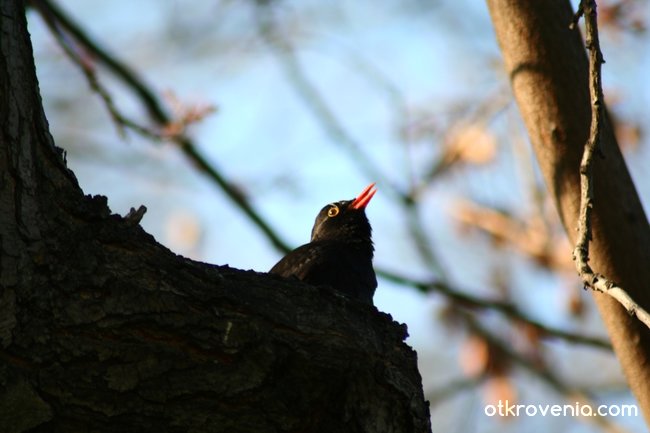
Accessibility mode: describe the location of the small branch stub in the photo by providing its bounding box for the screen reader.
[124,205,147,226]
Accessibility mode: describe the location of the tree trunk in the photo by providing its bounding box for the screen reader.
[0,2,431,432]
[487,0,650,421]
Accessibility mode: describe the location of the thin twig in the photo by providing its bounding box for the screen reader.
[571,0,650,330]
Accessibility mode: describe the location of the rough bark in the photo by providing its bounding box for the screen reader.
[487,0,650,421]
[0,2,431,432]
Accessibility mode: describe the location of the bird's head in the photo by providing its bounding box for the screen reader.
[310,183,376,243]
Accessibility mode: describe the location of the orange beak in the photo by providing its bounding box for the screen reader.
[350,183,377,210]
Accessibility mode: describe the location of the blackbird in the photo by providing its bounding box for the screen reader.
[270,183,377,304]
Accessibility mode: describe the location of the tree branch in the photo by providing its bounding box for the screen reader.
[571,0,650,330]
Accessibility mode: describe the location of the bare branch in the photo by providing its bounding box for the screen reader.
[571,0,650,330]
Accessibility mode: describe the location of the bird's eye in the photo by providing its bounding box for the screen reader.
[327,205,339,217]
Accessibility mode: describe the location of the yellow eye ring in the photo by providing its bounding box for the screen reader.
[327,206,339,217]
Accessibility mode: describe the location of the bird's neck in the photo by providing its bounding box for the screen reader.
[342,237,374,257]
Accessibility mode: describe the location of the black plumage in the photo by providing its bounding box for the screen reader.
[269,183,377,304]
